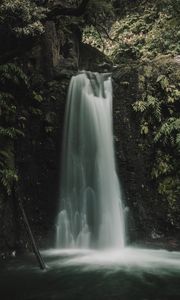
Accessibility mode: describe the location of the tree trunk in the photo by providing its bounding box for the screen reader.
[19,201,46,270]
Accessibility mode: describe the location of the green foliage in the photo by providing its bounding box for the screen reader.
[133,68,180,146]
[86,0,114,25]
[29,107,42,116]
[133,94,162,124]
[0,126,24,139]
[0,0,47,38]
[0,63,29,90]
[132,61,180,225]
[83,26,105,52]
[140,122,149,135]
[0,169,18,195]
[0,150,9,169]
[0,63,29,123]
[0,149,17,195]
[0,92,16,121]
[158,175,180,218]
[0,62,41,196]
[83,0,180,60]
[157,0,180,19]
[83,0,114,50]
[154,118,180,147]
[151,151,173,179]
[32,91,43,103]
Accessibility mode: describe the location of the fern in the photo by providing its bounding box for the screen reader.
[0,150,9,169]
[0,92,14,102]
[0,63,29,87]
[154,117,180,145]
[132,100,147,112]
[151,153,173,179]
[140,122,149,135]
[0,126,24,139]
[0,169,18,195]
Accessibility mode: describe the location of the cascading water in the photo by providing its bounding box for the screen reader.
[56,71,125,249]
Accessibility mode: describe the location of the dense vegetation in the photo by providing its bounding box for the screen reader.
[0,0,46,198]
[84,0,180,59]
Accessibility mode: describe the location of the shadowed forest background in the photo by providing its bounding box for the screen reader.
[0,0,180,258]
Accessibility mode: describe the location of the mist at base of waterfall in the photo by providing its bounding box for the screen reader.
[43,247,180,274]
[1,247,180,300]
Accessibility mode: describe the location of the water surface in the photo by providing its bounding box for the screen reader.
[1,247,180,300]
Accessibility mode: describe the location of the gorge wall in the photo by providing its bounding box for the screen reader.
[0,18,179,257]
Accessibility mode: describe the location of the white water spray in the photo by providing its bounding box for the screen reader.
[56,71,125,249]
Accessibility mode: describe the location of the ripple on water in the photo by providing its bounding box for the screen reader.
[1,247,180,300]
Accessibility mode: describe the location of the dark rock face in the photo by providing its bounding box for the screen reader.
[0,20,79,257]
[113,59,180,240]
[79,43,112,72]
[0,196,16,258]
[16,22,79,248]
[113,64,154,241]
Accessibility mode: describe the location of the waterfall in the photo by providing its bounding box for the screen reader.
[56,71,125,249]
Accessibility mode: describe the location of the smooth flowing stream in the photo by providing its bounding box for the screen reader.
[56,71,125,249]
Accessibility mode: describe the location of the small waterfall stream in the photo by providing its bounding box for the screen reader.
[56,71,125,249]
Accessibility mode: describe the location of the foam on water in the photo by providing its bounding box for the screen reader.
[43,248,180,275]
